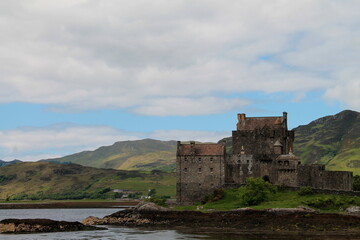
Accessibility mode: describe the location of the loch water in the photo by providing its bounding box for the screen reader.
[1,208,360,240]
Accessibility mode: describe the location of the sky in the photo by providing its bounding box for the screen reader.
[0,0,359,161]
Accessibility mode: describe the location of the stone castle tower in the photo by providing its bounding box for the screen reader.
[176,112,353,205]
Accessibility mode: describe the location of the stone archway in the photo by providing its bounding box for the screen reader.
[262,175,270,182]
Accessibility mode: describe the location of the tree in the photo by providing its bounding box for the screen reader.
[239,177,277,206]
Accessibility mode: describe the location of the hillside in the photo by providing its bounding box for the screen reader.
[0,159,21,167]
[42,139,177,172]
[293,110,360,174]
[0,162,175,200]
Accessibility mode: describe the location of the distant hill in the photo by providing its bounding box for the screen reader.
[0,162,175,200]
[42,139,177,172]
[0,159,21,167]
[293,110,360,174]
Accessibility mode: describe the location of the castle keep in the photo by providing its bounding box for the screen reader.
[176,112,353,205]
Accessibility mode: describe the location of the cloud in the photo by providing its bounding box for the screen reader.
[0,124,229,161]
[132,97,249,116]
[149,130,229,143]
[0,124,139,161]
[0,0,359,114]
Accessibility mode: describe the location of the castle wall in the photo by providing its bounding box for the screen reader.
[177,154,225,205]
[297,165,353,190]
[322,171,353,191]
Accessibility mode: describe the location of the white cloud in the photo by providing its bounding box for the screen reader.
[0,124,140,161]
[0,0,359,114]
[150,130,229,143]
[0,124,229,161]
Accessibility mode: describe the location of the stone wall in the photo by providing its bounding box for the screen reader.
[297,165,353,191]
[176,154,225,205]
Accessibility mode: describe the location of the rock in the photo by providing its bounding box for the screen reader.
[346,206,360,214]
[231,207,257,212]
[266,206,318,215]
[133,201,169,212]
[0,218,106,233]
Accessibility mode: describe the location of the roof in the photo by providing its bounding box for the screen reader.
[178,143,224,156]
[237,117,284,131]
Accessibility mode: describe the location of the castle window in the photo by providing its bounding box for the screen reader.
[237,160,241,164]
[199,183,202,187]
[298,161,301,165]
[246,160,249,164]
[198,157,202,163]
[210,157,213,162]
[284,161,289,166]
[210,168,214,173]
[184,168,188,172]
[278,161,282,165]
[198,168,202,173]
[211,183,214,187]
[184,157,188,162]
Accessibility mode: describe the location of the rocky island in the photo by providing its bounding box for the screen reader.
[83,202,360,234]
[0,218,105,234]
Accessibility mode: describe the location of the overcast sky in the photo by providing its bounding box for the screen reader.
[0,0,359,161]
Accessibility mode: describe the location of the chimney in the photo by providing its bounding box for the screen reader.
[238,113,246,120]
[283,112,288,119]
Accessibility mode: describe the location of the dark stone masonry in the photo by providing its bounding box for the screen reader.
[176,112,353,205]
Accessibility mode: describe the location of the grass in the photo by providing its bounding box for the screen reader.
[197,188,360,213]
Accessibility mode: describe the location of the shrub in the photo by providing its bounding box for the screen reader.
[201,188,225,204]
[147,197,167,207]
[353,175,360,191]
[238,177,277,206]
[298,186,314,196]
[303,196,357,210]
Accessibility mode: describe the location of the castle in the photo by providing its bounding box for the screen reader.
[176,112,353,205]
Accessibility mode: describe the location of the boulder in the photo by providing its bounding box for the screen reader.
[346,206,360,215]
[133,201,169,212]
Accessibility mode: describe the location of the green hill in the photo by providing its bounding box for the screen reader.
[42,139,177,172]
[293,110,360,174]
[0,162,175,200]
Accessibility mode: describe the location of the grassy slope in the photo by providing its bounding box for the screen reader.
[294,110,360,175]
[42,139,177,172]
[182,188,360,213]
[0,162,175,200]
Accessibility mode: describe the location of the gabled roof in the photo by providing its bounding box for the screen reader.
[237,117,284,131]
[178,143,224,156]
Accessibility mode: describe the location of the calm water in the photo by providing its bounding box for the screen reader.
[0,208,360,240]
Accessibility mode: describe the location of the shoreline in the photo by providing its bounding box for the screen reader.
[82,202,360,234]
[0,200,139,209]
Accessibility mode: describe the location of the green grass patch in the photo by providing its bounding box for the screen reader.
[199,187,360,212]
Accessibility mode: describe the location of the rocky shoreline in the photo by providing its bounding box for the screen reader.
[0,218,105,233]
[83,202,360,233]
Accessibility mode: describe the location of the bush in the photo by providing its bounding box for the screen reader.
[238,177,277,206]
[147,197,167,207]
[304,196,357,210]
[201,188,225,204]
[298,186,314,196]
[353,175,360,191]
